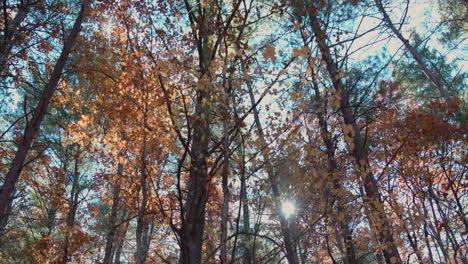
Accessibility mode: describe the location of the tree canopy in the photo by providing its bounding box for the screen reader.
[0,0,466,263]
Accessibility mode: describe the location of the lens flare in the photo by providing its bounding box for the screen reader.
[281,200,296,219]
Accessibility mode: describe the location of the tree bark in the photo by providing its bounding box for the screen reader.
[240,146,253,264]
[220,111,230,264]
[113,215,129,264]
[374,0,452,106]
[103,163,123,264]
[247,79,299,264]
[179,88,210,264]
[0,197,12,238]
[62,150,81,264]
[310,71,357,264]
[307,6,402,264]
[423,223,435,264]
[0,0,89,225]
[136,108,150,264]
[0,0,30,75]
[178,2,215,263]
[421,197,448,262]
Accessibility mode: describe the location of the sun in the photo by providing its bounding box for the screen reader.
[281,200,296,219]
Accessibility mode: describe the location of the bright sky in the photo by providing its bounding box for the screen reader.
[350,0,466,66]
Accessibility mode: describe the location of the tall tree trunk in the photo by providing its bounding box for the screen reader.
[142,220,154,263]
[136,110,149,264]
[298,238,308,264]
[114,215,129,264]
[178,2,214,263]
[220,110,230,264]
[0,0,30,75]
[230,136,252,264]
[240,145,253,264]
[310,72,357,264]
[0,0,89,225]
[307,5,402,264]
[0,197,13,241]
[247,79,299,264]
[374,0,452,107]
[390,197,423,262]
[62,150,81,264]
[179,87,210,264]
[103,163,123,264]
[430,188,461,263]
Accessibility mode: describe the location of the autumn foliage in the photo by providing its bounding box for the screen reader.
[0,0,466,264]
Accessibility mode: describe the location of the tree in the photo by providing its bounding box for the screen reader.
[0,1,466,263]
[0,0,90,232]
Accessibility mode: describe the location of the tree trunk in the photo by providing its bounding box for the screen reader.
[136,112,149,264]
[310,72,357,264]
[220,113,230,264]
[421,197,448,262]
[0,198,13,239]
[114,216,129,264]
[0,0,30,75]
[179,88,210,264]
[142,220,154,263]
[103,163,123,264]
[374,0,452,107]
[0,0,89,225]
[307,6,402,264]
[247,79,299,264]
[240,146,253,264]
[423,223,435,264]
[178,3,215,263]
[62,150,81,264]
[46,207,57,233]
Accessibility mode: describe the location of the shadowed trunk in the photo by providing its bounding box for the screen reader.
[0,0,30,75]
[62,150,81,264]
[310,70,357,264]
[240,146,253,264]
[114,215,129,264]
[136,105,150,264]
[178,2,215,263]
[103,164,123,264]
[0,0,89,228]
[247,78,299,264]
[307,5,402,264]
[220,112,230,264]
[178,88,210,264]
[0,197,13,239]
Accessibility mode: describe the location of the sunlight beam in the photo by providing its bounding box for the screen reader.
[281,200,296,219]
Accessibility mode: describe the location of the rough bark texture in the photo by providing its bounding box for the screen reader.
[0,0,89,226]
[307,6,402,264]
[0,198,12,238]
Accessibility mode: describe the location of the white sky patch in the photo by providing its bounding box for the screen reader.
[347,0,450,59]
